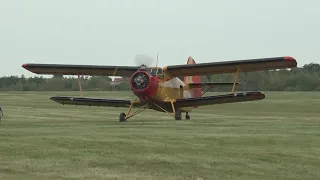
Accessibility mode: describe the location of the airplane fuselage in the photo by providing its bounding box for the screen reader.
[129,68,200,113]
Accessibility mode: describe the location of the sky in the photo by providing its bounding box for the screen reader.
[0,0,319,77]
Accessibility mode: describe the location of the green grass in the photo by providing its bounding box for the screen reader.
[0,91,319,180]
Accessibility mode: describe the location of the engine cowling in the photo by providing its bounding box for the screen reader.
[130,70,158,98]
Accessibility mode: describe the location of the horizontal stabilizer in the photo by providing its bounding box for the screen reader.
[175,91,265,108]
[50,96,143,108]
[188,82,241,89]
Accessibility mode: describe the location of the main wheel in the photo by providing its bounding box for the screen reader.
[119,113,126,122]
[175,110,182,120]
[185,113,190,120]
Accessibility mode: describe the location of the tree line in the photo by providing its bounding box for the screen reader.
[0,63,319,91]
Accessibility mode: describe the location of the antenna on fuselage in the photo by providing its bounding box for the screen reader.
[155,52,159,75]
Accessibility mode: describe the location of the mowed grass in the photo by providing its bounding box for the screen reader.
[0,91,319,180]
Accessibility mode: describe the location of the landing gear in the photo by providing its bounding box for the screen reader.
[151,100,191,121]
[119,113,126,122]
[175,110,182,120]
[185,112,190,120]
[119,100,149,122]
[175,111,191,120]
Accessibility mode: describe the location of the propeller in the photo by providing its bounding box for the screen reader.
[110,54,155,87]
[134,54,156,68]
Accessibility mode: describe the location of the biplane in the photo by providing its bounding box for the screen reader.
[22,55,297,122]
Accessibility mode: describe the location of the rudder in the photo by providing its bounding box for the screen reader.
[184,56,202,98]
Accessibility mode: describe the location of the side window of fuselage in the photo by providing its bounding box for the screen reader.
[149,69,156,76]
[157,68,163,75]
[156,69,165,79]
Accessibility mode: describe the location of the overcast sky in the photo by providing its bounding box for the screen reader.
[0,0,319,77]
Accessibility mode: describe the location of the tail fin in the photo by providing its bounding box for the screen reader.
[184,56,202,98]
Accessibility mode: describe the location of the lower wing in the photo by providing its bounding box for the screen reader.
[175,91,265,108]
[50,96,144,108]
[188,82,241,89]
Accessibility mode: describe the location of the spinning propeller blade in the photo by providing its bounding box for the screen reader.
[134,54,155,68]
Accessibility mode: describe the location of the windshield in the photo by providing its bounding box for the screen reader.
[146,67,162,76]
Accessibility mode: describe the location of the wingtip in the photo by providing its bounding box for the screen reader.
[249,91,266,100]
[284,56,295,61]
[283,56,297,67]
[49,97,56,102]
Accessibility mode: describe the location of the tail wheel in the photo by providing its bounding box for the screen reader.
[119,113,126,122]
[175,110,182,120]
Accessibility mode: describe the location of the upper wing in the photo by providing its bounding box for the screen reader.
[22,63,139,77]
[50,96,144,108]
[175,91,265,108]
[164,56,297,77]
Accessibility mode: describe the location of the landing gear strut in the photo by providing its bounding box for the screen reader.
[119,99,192,121]
[119,99,148,122]
[152,100,191,121]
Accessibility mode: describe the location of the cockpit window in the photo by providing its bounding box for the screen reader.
[147,68,163,76]
[149,69,156,76]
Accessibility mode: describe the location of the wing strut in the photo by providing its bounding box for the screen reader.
[150,101,175,117]
[231,65,241,93]
[77,74,83,97]
[149,99,178,118]
[201,84,211,96]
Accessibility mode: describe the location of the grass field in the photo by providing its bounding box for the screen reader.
[0,91,319,180]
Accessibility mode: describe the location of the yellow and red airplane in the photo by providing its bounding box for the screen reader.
[22,56,297,122]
